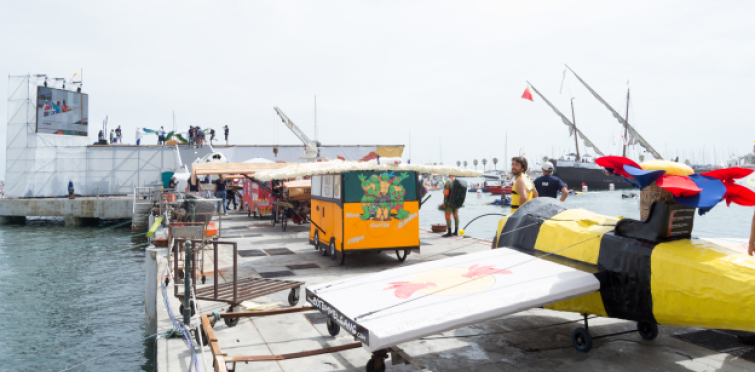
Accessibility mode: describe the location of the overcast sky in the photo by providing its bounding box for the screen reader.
[2,1,753,177]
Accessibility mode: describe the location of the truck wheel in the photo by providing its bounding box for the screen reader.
[329,240,336,260]
[396,249,409,262]
[313,231,320,250]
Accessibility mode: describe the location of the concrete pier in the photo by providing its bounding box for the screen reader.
[151,212,755,372]
[0,197,133,226]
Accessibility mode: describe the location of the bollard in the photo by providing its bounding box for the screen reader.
[183,241,192,326]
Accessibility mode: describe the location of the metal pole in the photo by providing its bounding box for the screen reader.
[183,241,192,326]
[623,89,629,158]
[571,98,580,161]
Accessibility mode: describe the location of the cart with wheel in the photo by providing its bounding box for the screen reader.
[270,180,311,232]
[243,178,278,219]
[308,169,423,266]
[172,238,304,326]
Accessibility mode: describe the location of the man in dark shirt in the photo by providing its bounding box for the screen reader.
[534,162,569,202]
[224,125,229,145]
[214,176,227,215]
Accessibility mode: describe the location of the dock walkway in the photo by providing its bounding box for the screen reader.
[152,211,755,372]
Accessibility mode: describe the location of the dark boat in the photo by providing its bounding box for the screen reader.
[550,158,633,190]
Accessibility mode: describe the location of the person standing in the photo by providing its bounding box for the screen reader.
[188,126,194,147]
[210,128,216,143]
[510,157,537,211]
[442,175,460,238]
[109,129,115,144]
[98,130,105,144]
[115,125,122,143]
[214,175,228,215]
[533,161,569,202]
[185,175,200,196]
[197,127,204,148]
[224,125,229,145]
[157,126,165,145]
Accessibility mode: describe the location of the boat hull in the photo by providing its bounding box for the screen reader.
[551,159,632,190]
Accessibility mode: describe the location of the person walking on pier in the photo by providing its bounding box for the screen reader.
[534,161,568,202]
[98,130,105,144]
[224,125,229,145]
[115,125,122,144]
[511,157,537,211]
[214,175,228,215]
[210,127,216,143]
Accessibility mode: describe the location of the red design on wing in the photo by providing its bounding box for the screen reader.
[462,264,512,278]
[384,281,436,299]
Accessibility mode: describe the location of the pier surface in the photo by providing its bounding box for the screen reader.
[0,197,132,225]
[153,212,755,372]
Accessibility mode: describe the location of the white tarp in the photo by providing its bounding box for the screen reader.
[306,248,600,352]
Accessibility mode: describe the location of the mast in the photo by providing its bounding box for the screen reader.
[565,65,663,160]
[570,98,580,161]
[623,89,629,157]
[526,81,605,157]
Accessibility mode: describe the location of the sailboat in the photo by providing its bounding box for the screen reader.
[527,82,633,190]
[565,65,663,161]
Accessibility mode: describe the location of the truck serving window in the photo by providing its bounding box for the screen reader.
[343,171,418,203]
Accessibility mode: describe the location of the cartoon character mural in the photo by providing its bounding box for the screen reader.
[357,172,411,221]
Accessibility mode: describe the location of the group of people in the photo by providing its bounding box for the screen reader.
[441,157,570,238]
[509,157,570,210]
[97,126,123,144]
[181,174,242,216]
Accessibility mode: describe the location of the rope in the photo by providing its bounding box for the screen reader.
[354,235,601,321]
[55,329,173,372]
[421,316,597,340]
[0,242,150,278]
[0,218,151,260]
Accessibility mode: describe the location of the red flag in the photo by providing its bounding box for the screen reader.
[521,85,533,101]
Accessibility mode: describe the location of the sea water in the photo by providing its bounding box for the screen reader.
[418,177,752,241]
[0,220,153,372]
[1,181,751,371]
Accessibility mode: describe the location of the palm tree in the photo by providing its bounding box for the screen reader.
[542,156,549,163]
[492,158,498,170]
[433,162,437,166]
[457,161,461,167]
[463,160,468,168]
[482,158,487,171]
[639,154,645,162]
[473,159,479,169]
[685,159,691,166]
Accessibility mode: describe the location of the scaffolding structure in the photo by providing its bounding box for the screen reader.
[5,75,177,198]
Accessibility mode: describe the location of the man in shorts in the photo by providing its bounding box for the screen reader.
[442,175,460,238]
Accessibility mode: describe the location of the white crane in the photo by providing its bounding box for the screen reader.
[273,106,319,162]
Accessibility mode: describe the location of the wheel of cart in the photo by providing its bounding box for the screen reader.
[172,238,304,329]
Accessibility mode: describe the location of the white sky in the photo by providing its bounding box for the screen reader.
[2,0,753,178]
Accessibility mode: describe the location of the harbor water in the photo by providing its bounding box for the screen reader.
[0,219,153,372]
[2,180,752,371]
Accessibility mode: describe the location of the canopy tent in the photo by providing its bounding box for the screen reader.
[251,159,483,181]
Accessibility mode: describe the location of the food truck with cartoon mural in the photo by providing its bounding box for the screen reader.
[310,169,422,265]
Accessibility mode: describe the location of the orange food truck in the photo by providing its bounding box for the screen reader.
[310,170,421,265]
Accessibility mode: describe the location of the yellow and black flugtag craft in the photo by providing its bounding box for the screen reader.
[492,197,755,352]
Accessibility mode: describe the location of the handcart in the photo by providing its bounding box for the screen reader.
[271,179,311,232]
[243,178,278,219]
[172,238,303,326]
